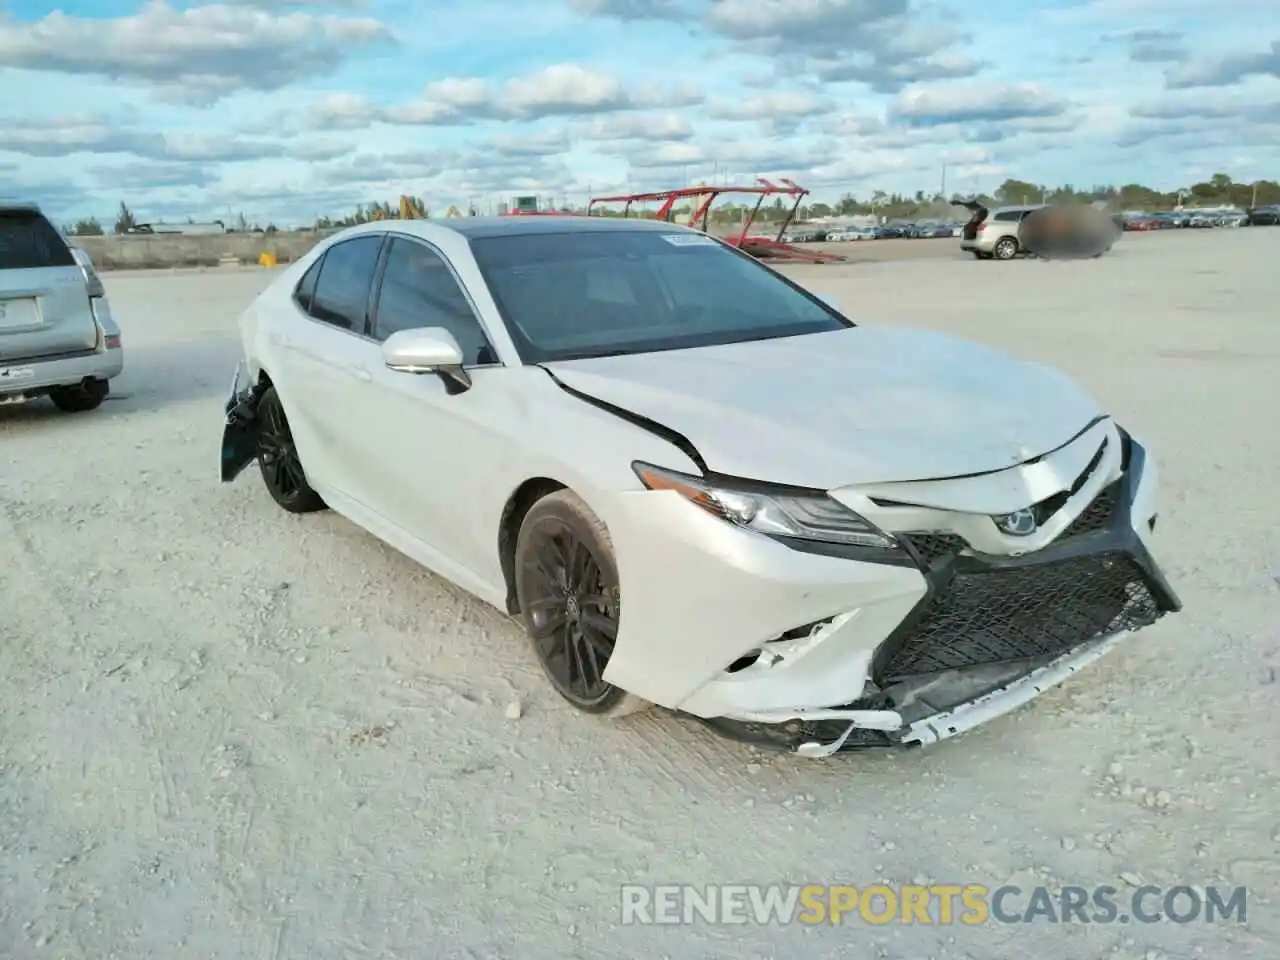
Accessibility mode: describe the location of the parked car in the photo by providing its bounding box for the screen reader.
[953,201,1044,259]
[1247,205,1280,226]
[219,216,1180,756]
[0,202,123,411]
[826,227,876,241]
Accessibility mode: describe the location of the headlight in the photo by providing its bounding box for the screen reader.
[632,462,898,549]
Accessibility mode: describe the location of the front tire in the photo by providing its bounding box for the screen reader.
[993,237,1019,260]
[514,490,647,717]
[255,386,326,514]
[50,379,108,412]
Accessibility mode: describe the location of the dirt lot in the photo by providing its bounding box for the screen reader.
[2,229,1278,959]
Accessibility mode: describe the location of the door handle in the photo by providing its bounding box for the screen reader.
[269,332,290,347]
[346,364,372,382]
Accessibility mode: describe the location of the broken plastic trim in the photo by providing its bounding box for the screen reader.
[220,364,268,483]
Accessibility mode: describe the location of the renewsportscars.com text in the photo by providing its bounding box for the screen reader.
[620,884,1247,926]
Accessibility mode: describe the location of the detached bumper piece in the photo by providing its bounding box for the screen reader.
[704,447,1181,757]
[220,361,267,483]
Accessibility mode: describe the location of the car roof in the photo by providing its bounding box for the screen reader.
[0,200,43,213]
[992,204,1044,213]
[353,215,691,243]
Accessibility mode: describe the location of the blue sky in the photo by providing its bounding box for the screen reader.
[0,0,1276,226]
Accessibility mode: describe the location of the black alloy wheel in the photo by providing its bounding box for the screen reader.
[514,490,645,715]
[255,386,326,514]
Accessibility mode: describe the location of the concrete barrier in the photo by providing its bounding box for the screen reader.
[77,230,340,271]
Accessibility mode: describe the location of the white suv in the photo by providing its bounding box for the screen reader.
[956,202,1044,260]
[0,202,123,412]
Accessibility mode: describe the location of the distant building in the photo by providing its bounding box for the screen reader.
[132,221,226,235]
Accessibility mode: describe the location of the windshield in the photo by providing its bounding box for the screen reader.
[469,229,850,362]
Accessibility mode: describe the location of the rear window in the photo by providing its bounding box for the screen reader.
[0,210,75,270]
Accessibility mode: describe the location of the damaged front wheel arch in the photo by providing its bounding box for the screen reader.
[499,477,568,614]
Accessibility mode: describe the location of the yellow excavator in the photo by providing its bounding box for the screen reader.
[369,196,429,220]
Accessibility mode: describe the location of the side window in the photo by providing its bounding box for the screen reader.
[310,235,383,332]
[372,238,496,365]
[293,256,324,313]
[993,211,1020,222]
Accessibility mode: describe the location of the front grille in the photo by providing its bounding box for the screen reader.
[898,479,1125,568]
[1062,482,1119,537]
[878,552,1162,681]
[906,533,968,567]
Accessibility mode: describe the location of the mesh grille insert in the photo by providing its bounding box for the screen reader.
[879,551,1162,681]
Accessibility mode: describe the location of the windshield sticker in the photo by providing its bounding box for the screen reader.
[661,233,718,246]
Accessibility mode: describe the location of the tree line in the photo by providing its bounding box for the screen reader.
[61,173,1277,236]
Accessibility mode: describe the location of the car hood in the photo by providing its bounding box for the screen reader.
[543,327,1106,489]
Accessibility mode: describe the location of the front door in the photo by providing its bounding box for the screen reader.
[356,235,511,580]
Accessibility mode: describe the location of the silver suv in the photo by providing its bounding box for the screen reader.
[956,201,1044,260]
[1,202,123,412]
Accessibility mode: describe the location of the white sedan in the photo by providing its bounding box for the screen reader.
[219,217,1181,757]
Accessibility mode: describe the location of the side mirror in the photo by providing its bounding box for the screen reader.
[814,291,841,311]
[382,327,471,392]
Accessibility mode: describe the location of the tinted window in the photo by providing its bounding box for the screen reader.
[373,238,495,364]
[0,211,75,270]
[993,211,1023,222]
[293,257,323,312]
[470,230,847,362]
[310,236,383,332]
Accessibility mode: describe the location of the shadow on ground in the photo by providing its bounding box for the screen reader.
[0,336,241,428]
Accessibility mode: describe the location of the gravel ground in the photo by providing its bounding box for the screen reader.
[2,229,1277,959]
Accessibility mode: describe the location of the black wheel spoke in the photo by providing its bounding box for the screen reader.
[581,611,617,641]
[578,634,604,686]
[263,456,286,490]
[256,396,309,500]
[543,641,571,686]
[523,549,562,595]
[569,539,592,591]
[518,516,622,708]
[564,631,583,686]
[531,611,567,641]
[282,457,306,493]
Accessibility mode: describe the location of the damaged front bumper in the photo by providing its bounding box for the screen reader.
[599,428,1180,758]
[697,629,1140,757]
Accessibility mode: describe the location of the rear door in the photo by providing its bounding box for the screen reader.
[272,234,386,500]
[0,209,98,362]
[954,200,988,240]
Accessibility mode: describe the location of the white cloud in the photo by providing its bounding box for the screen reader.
[0,0,1274,225]
[0,1,390,105]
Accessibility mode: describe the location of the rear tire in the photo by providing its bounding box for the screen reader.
[255,386,326,514]
[514,489,648,717]
[993,237,1019,260]
[50,379,108,413]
